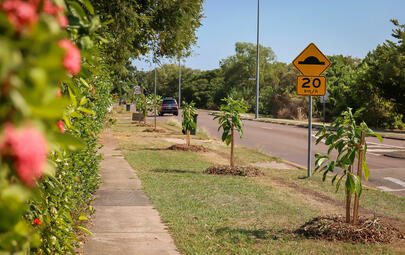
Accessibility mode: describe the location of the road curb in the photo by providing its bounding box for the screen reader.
[282,159,305,170]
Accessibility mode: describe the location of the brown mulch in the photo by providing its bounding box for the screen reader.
[296,215,404,244]
[204,165,264,177]
[264,173,405,232]
[133,122,152,127]
[168,144,209,152]
[143,128,165,133]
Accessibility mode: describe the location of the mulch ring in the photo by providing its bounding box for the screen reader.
[296,215,404,244]
[168,144,209,152]
[143,128,165,133]
[133,121,152,127]
[204,165,264,177]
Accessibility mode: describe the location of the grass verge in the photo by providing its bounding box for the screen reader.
[112,111,405,254]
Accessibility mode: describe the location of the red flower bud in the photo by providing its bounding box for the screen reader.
[56,89,62,98]
[33,218,41,225]
[57,120,65,133]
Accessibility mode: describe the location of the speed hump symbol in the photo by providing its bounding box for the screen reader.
[293,43,330,76]
[296,76,326,96]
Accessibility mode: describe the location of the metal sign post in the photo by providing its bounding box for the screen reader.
[255,0,260,119]
[293,43,330,178]
[154,68,157,130]
[178,59,181,108]
[308,96,312,177]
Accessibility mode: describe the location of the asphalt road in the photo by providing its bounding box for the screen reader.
[154,110,405,197]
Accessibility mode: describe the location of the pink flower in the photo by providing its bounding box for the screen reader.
[57,120,65,133]
[56,88,62,98]
[58,39,81,75]
[91,87,95,95]
[1,123,47,188]
[1,0,38,32]
[55,13,68,28]
[42,0,63,15]
[42,0,68,27]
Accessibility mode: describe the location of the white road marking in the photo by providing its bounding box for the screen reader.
[377,177,405,192]
[312,133,405,156]
[384,177,405,188]
[377,186,405,192]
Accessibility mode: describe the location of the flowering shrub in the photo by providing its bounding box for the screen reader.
[0,0,112,253]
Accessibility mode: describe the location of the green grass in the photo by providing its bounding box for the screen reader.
[262,167,405,222]
[111,111,405,254]
[120,139,404,254]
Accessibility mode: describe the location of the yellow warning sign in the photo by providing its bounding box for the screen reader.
[296,76,326,96]
[293,43,330,76]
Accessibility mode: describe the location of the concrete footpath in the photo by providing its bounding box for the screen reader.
[83,130,179,255]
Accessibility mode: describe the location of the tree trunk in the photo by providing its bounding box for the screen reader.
[186,108,191,146]
[186,130,190,146]
[346,165,352,223]
[230,122,234,168]
[353,130,366,225]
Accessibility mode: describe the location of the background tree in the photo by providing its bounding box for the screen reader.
[90,0,204,95]
[214,97,247,168]
[136,94,150,124]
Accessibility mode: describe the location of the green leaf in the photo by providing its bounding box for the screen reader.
[68,1,87,21]
[76,226,94,236]
[353,174,362,197]
[345,174,355,194]
[78,107,95,115]
[80,77,90,88]
[79,97,88,106]
[79,214,88,221]
[70,111,83,118]
[374,133,383,142]
[54,133,85,151]
[78,0,94,14]
[30,98,70,119]
[68,87,77,108]
[363,160,369,181]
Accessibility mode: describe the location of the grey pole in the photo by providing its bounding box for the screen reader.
[154,68,157,129]
[154,68,157,96]
[308,96,312,177]
[323,98,326,124]
[178,59,181,108]
[255,0,260,119]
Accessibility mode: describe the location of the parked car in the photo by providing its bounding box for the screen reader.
[160,97,178,116]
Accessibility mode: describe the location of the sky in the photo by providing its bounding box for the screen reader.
[133,0,405,71]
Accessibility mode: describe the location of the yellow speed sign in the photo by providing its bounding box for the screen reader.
[296,76,326,96]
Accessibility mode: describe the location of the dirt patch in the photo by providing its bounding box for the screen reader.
[168,144,209,152]
[134,122,152,127]
[143,128,165,133]
[296,215,404,244]
[204,165,264,177]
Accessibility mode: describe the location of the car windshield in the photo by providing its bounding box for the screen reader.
[163,100,176,105]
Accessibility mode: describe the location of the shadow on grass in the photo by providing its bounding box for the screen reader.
[152,168,200,174]
[144,147,169,151]
[215,227,295,241]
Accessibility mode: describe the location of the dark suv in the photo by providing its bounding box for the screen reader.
[160,98,178,116]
